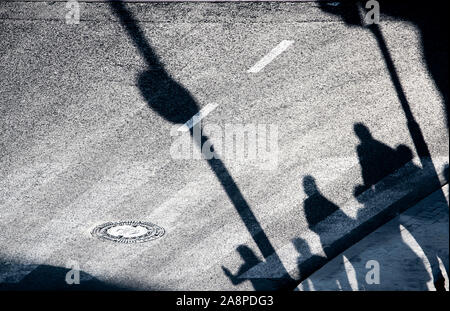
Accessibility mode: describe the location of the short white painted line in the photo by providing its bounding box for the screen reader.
[178,103,219,132]
[247,40,294,73]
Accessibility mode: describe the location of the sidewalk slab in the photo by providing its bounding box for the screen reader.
[296,184,449,291]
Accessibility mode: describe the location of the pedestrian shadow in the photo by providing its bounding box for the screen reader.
[294,123,446,290]
[300,175,355,290]
[353,123,414,196]
[221,245,289,291]
[352,124,447,291]
[443,164,449,184]
[292,237,327,291]
[303,176,340,226]
[353,121,447,290]
[108,1,293,290]
[317,1,448,290]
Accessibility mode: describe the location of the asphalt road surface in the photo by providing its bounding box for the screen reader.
[0,1,448,290]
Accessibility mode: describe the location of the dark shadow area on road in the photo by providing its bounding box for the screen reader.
[352,125,440,290]
[301,175,356,290]
[294,122,447,290]
[292,237,327,290]
[315,1,448,290]
[0,261,128,291]
[352,123,448,291]
[303,175,340,227]
[221,245,286,291]
[353,123,413,196]
[108,0,295,290]
[320,0,449,129]
[444,164,450,198]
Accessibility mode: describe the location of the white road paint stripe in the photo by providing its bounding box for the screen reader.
[342,255,359,291]
[437,256,449,291]
[399,224,435,290]
[247,40,294,73]
[178,103,219,132]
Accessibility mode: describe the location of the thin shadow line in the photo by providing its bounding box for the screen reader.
[366,22,447,289]
[369,24,432,162]
[109,0,162,69]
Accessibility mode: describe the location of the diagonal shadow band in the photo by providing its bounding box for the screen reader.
[108,0,294,288]
[368,24,432,162]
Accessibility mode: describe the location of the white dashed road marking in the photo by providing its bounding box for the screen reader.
[247,40,294,73]
[178,103,219,132]
[178,40,294,132]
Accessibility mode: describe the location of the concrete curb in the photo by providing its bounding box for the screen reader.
[296,184,449,291]
[240,156,448,289]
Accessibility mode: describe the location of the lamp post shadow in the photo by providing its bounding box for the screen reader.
[108,1,294,290]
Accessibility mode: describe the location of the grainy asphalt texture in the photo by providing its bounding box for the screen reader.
[0,1,448,290]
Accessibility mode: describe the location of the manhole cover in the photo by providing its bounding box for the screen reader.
[91,221,165,243]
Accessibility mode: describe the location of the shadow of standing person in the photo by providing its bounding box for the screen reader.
[292,237,327,291]
[353,123,445,290]
[303,176,339,226]
[353,123,414,196]
[302,175,355,290]
[222,245,285,291]
[320,0,448,289]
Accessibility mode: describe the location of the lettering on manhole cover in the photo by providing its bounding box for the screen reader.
[91,221,165,243]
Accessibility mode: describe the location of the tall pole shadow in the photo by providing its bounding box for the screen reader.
[108,1,293,288]
[368,23,433,163]
[319,1,448,289]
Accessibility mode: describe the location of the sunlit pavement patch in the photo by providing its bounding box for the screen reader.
[91,221,165,243]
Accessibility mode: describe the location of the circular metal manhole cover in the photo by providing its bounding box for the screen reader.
[91,221,165,243]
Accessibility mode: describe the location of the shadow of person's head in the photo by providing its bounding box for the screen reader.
[354,123,373,142]
[302,175,339,229]
[237,245,258,260]
[234,245,261,268]
[443,164,449,183]
[395,144,414,165]
[303,175,318,197]
[292,237,313,257]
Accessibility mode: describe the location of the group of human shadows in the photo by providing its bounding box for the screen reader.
[222,123,449,291]
[106,0,450,292]
[220,0,450,292]
[2,0,448,291]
